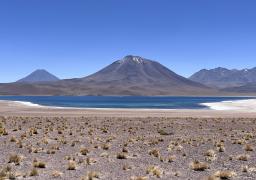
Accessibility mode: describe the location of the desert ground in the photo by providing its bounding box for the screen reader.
[0,101,256,180]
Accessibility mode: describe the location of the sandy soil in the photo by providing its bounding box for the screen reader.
[0,101,256,180]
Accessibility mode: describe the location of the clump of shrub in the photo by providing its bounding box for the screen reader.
[30,168,39,176]
[146,166,163,178]
[190,161,209,171]
[67,160,77,170]
[80,148,90,156]
[117,152,128,159]
[8,154,22,165]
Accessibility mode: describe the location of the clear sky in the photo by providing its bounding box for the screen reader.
[0,0,255,83]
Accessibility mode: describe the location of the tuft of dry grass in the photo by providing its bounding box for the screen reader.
[101,144,110,150]
[242,165,249,173]
[10,136,17,142]
[51,170,62,178]
[33,161,46,168]
[158,129,172,136]
[67,160,77,170]
[217,146,225,152]
[213,170,236,179]
[167,155,176,163]
[173,171,181,177]
[86,157,97,165]
[205,150,215,157]
[146,166,163,178]
[244,144,254,151]
[116,152,128,159]
[123,164,133,171]
[0,166,13,179]
[80,148,90,156]
[149,149,160,158]
[130,176,148,180]
[190,161,209,171]
[81,171,100,180]
[8,154,22,165]
[30,168,39,176]
[237,154,249,161]
[0,125,8,136]
[205,149,216,161]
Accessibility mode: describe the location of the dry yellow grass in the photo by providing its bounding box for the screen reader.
[237,154,249,161]
[244,144,254,151]
[205,149,215,157]
[213,170,236,179]
[80,147,90,156]
[81,171,100,180]
[190,161,209,171]
[51,170,62,178]
[130,176,148,180]
[146,166,163,178]
[30,168,39,176]
[67,160,77,170]
[149,149,160,158]
[167,155,176,163]
[33,161,46,168]
[8,154,22,165]
[116,152,128,159]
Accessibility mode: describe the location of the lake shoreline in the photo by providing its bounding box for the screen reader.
[0,96,255,110]
[1,100,256,118]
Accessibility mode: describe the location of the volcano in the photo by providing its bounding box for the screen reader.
[0,55,217,96]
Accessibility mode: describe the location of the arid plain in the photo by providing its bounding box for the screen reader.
[0,101,256,180]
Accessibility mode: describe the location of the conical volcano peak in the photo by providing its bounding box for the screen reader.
[120,55,144,64]
[17,69,60,83]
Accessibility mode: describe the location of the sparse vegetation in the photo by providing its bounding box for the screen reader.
[8,154,22,165]
[149,149,160,158]
[158,129,172,136]
[213,170,236,179]
[67,160,77,170]
[205,149,215,157]
[30,168,39,176]
[130,176,148,180]
[190,161,209,171]
[80,147,90,156]
[117,152,128,159]
[244,144,254,151]
[82,171,100,180]
[0,116,255,179]
[146,166,163,178]
[33,161,46,168]
[237,154,249,161]
[52,170,62,178]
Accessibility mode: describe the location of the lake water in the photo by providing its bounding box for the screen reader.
[0,96,254,109]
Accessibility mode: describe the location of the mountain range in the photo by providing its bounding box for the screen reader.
[190,67,256,90]
[0,55,255,95]
[0,55,216,96]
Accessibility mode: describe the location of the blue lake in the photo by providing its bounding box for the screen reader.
[0,96,254,109]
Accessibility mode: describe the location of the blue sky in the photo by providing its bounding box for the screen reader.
[0,0,255,82]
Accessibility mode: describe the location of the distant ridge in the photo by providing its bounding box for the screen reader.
[17,69,60,83]
[190,67,256,88]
